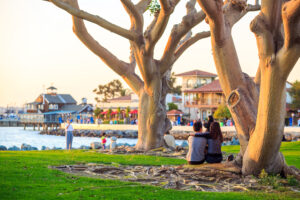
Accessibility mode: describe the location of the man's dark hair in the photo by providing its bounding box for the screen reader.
[193,121,202,132]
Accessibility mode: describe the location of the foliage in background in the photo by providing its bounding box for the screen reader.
[289,80,300,110]
[93,107,102,118]
[93,79,129,103]
[107,108,112,119]
[169,72,182,95]
[213,104,231,120]
[147,0,160,15]
[117,107,121,120]
[126,106,131,118]
[167,102,178,111]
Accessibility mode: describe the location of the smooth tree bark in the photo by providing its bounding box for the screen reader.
[197,0,300,175]
[44,0,213,150]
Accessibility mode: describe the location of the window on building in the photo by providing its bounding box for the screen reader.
[201,79,207,85]
[186,79,193,88]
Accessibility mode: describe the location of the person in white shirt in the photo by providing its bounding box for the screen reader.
[65,119,74,150]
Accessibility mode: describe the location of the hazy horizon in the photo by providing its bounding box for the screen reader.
[0,0,299,107]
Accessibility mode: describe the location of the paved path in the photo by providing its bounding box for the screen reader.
[62,123,300,133]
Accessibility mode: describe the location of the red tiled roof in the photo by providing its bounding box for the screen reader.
[184,80,223,93]
[167,109,183,115]
[175,70,217,77]
[108,95,131,101]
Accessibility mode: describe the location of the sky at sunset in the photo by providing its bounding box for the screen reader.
[0,0,299,107]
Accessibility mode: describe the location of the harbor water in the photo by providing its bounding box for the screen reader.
[0,127,183,150]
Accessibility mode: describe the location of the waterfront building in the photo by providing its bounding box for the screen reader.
[176,69,295,121]
[167,109,183,125]
[183,80,225,120]
[175,69,218,120]
[21,86,93,128]
[97,93,182,115]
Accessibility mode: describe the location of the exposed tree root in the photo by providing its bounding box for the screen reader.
[50,161,300,192]
[283,164,300,181]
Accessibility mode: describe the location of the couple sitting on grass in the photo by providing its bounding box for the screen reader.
[186,120,223,165]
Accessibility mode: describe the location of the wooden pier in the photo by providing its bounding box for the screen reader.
[19,113,60,132]
[0,119,22,127]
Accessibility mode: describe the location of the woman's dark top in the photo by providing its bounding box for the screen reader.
[194,132,223,163]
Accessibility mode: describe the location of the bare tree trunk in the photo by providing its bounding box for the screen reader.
[197,0,299,176]
[243,68,286,175]
[136,77,171,151]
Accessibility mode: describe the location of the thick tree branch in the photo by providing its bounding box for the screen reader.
[282,0,300,49]
[120,0,143,33]
[196,0,223,19]
[174,31,210,62]
[160,0,171,11]
[197,0,226,46]
[49,0,137,41]
[225,4,261,28]
[145,0,179,55]
[276,0,300,79]
[250,13,275,59]
[277,45,300,79]
[160,5,206,75]
[56,0,143,94]
[136,0,152,13]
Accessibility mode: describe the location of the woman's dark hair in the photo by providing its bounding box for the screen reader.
[210,122,223,142]
[193,121,202,132]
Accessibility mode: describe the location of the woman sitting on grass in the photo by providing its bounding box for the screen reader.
[205,122,223,163]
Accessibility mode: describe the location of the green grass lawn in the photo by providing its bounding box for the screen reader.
[0,142,299,200]
[222,141,300,169]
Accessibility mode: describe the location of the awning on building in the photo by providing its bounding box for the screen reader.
[129,109,138,114]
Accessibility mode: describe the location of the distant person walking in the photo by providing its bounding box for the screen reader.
[65,119,74,150]
[205,115,214,132]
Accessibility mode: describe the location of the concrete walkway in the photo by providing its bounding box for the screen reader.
[62,123,300,133]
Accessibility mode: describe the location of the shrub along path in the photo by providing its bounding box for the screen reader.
[1,142,300,200]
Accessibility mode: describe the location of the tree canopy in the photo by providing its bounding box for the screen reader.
[289,81,300,110]
[169,72,182,95]
[213,104,231,120]
[167,102,178,111]
[93,79,128,103]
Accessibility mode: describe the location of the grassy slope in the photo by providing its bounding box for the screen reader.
[0,142,299,200]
